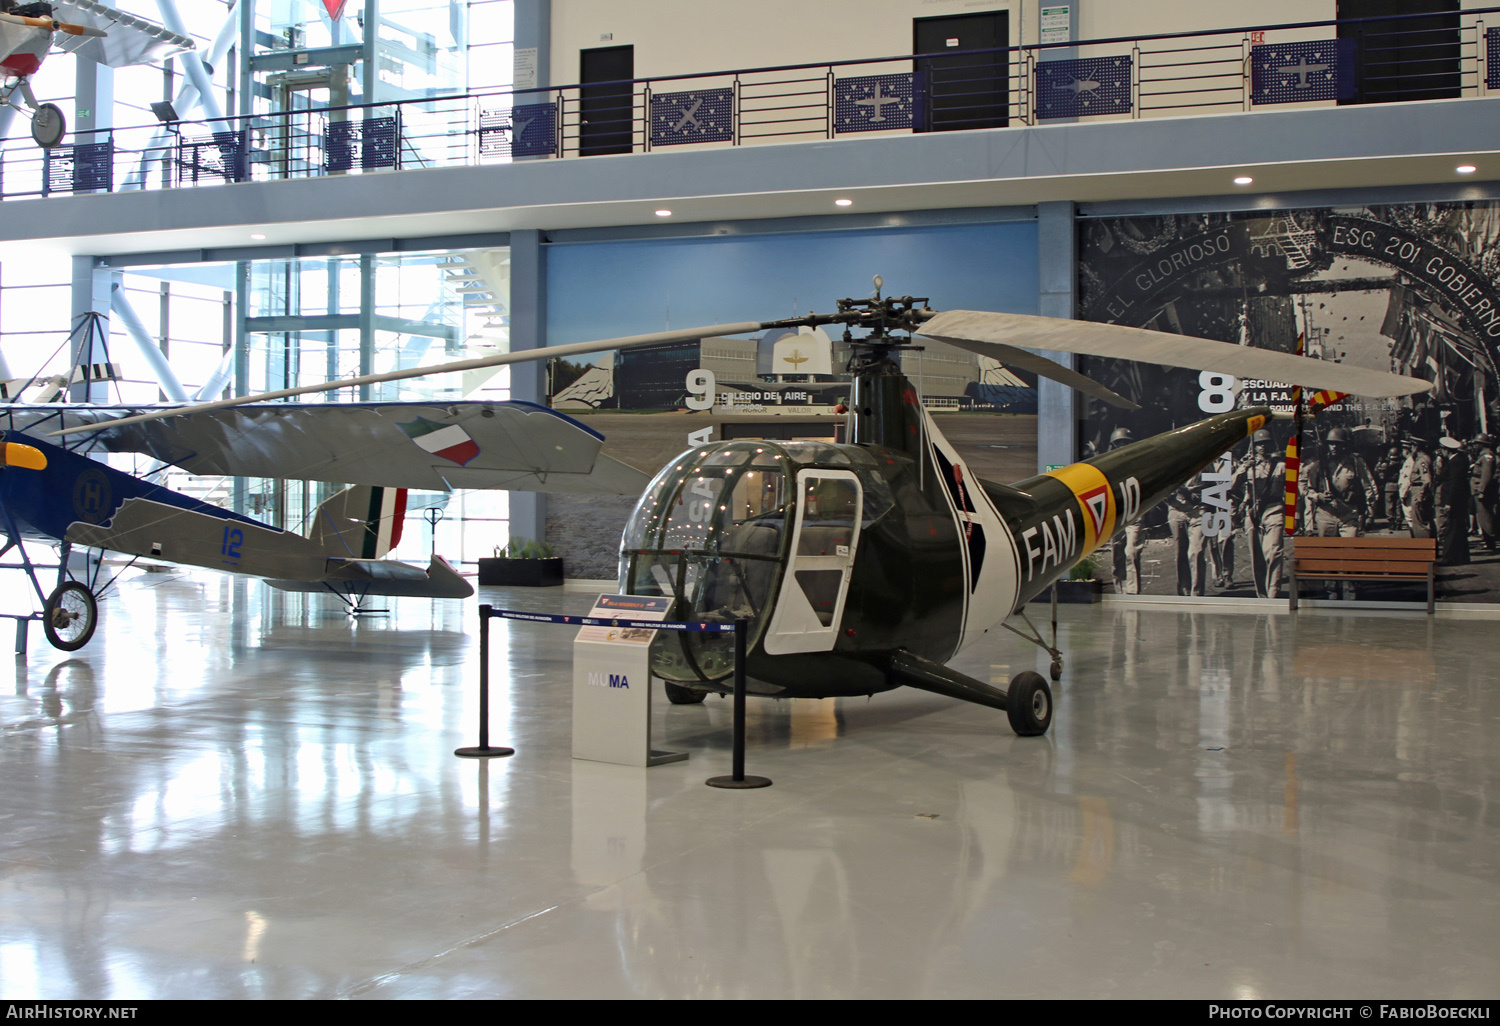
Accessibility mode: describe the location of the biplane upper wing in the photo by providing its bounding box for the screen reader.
[10,401,650,496]
[50,0,193,67]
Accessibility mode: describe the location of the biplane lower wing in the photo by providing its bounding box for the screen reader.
[17,401,649,496]
[265,555,472,599]
[64,498,474,599]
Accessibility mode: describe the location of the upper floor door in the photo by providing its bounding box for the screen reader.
[1337,0,1460,104]
[913,10,1009,132]
[580,44,634,155]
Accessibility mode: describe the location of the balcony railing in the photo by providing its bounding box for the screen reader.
[1,6,1496,202]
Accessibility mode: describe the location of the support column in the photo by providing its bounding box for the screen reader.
[359,254,375,400]
[69,257,111,402]
[75,58,113,142]
[233,261,249,515]
[1036,200,1078,473]
[508,229,546,545]
[513,0,551,94]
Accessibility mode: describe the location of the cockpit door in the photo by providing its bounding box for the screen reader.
[763,469,862,655]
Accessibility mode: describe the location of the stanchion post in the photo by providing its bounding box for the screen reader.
[706,618,771,789]
[456,603,515,758]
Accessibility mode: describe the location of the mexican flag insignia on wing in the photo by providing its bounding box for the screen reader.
[399,417,480,466]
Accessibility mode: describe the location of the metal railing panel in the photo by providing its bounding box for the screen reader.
[3,7,1498,201]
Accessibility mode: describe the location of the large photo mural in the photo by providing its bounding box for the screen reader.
[1078,202,1500,604]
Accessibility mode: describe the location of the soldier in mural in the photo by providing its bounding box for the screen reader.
[1374,441,1406,530]
[1435,437,1472,565]
[1470,434,1497,551]
[1301,428,1377,538]
[1107,426,1144,594]
[1077,200,1500,604]
[1400,437,1436,539]
[1232,428,1287,598]
[1166,474,1209,596]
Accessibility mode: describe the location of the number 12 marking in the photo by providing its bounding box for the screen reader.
[221,526,243,560]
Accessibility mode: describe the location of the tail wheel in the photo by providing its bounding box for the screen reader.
[663,682,709,705]
[43,582,97,652]
[1006,671,1053,737]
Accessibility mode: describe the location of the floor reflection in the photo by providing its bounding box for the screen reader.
[0,573,1497,998]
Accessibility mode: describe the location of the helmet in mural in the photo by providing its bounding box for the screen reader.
[1326,428,1351,447]
[1252,428,1273,445]
[1109,427,1134,449]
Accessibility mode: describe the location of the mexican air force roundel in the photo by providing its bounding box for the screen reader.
[399,417,480,466]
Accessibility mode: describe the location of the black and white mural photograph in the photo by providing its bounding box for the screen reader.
[1078,202,1500,605]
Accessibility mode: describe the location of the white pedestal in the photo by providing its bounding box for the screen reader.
[572,594,688,768]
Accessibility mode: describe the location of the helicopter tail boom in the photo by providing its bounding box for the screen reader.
[1000,406,1272,606]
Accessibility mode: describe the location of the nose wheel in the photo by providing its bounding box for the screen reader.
[1006,671,1053,737]
[664,682,709,705]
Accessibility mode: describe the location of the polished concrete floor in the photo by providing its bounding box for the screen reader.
[2,569,1498,999]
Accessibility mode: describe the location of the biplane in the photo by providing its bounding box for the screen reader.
[1,0,191,147]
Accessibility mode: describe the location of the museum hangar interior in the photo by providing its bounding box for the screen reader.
[1,0,1499,1000]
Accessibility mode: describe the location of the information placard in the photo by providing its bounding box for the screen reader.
[572,595,686,768]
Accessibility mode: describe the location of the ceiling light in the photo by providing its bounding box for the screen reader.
[654,209,672,217]
[1233,176,1253,186]
[250,233,266,240]
[1457,165,1477,174]
[835,198,853,207]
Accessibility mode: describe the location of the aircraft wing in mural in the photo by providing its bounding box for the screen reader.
[16,400,650,496]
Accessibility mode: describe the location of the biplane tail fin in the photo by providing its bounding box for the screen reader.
[307,485,407,559]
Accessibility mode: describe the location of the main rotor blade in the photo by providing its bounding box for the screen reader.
[48,321,767,438]
[918,334,1140,410]
[919,310,1434,399]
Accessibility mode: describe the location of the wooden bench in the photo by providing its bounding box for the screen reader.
[1288,536,1438,613]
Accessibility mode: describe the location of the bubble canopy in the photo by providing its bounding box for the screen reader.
[618,439,894,685]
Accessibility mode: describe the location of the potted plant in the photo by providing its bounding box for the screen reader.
[477,538,565,587]
[1055,554,1104,604]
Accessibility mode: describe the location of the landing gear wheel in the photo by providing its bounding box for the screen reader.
[1006,670,1052,737]
[43,582,97,652]
[664,682,708,705]
[1049,659,1063,682]
[31,103,66,149]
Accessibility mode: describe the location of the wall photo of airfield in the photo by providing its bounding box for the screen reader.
[539,223,1044,578]
[1078,202,1500,605]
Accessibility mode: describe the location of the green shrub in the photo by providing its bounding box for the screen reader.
[496,538,557,559]
[1069,554,1099,581]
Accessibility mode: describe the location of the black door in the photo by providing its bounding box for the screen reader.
[1337,0,1460,104]
[913,11,1009,131]
[579,44,634,155]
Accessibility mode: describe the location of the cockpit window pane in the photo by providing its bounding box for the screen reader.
[796,477,859,556]
[700,448,750,467]
[781,441,851,466]
[662,471,727,550]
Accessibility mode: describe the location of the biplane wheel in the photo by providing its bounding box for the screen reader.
[1049,659,1063,682]
[31,104,66,149]
[1006,671,1052,737]
[42,582,97,652]
[663,682,708,705]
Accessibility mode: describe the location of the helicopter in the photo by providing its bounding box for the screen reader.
[53,281,1430,735]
